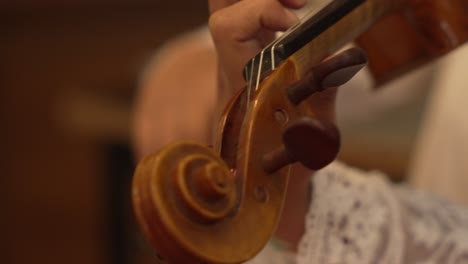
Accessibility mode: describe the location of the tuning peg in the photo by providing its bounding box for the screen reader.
[262,117,340,174]
[287,47,367,105]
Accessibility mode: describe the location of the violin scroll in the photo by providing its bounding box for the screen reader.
[132,48,367,264]
[132,142,238,263]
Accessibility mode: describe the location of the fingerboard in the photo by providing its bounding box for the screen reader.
[243,0,397,84]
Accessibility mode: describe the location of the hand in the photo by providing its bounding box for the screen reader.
[209,0,307,104]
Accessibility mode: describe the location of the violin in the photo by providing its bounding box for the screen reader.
[132,0,467,263]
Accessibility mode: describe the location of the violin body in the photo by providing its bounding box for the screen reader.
[132,0,468,263]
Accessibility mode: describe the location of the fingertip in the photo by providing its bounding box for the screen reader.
[283,8,300,28]
[259,3,299,32]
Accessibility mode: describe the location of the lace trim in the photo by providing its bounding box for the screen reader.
[250,162,468,264]
[297,162,404,264]
[396,186,468,263]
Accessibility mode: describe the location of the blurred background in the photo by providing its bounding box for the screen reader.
[2,0,453,263]
[1,1,208,264]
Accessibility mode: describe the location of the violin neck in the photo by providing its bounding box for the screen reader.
[245,0,468,87]
[244,0,400,83]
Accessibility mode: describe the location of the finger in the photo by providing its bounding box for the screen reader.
[209,0,299,43]
[209,0,301,91]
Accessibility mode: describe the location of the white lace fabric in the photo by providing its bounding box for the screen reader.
[248,162,468,264]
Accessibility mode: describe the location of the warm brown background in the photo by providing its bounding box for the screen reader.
[1,1,207,264]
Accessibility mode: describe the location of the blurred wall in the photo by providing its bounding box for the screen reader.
[0,1,207,264]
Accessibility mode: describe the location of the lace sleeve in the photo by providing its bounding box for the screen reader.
[297,162,468,264]
[248,162,468,264]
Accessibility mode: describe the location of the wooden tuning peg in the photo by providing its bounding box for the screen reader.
[287,47,367,105]
[262,117,340,174]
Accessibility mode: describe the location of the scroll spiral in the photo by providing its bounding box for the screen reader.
[132,142,238,263]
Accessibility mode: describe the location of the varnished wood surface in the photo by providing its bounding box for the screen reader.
[357,0,468,85]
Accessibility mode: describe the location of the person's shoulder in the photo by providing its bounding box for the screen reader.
[155,26,214,64]
[140,26,216,85]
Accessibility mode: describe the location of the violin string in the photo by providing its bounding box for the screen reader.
[247,57,255,108]
[254,49,265,93]
[247,25,297,110]
[248,29,288,99]
[245,15,307,111]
